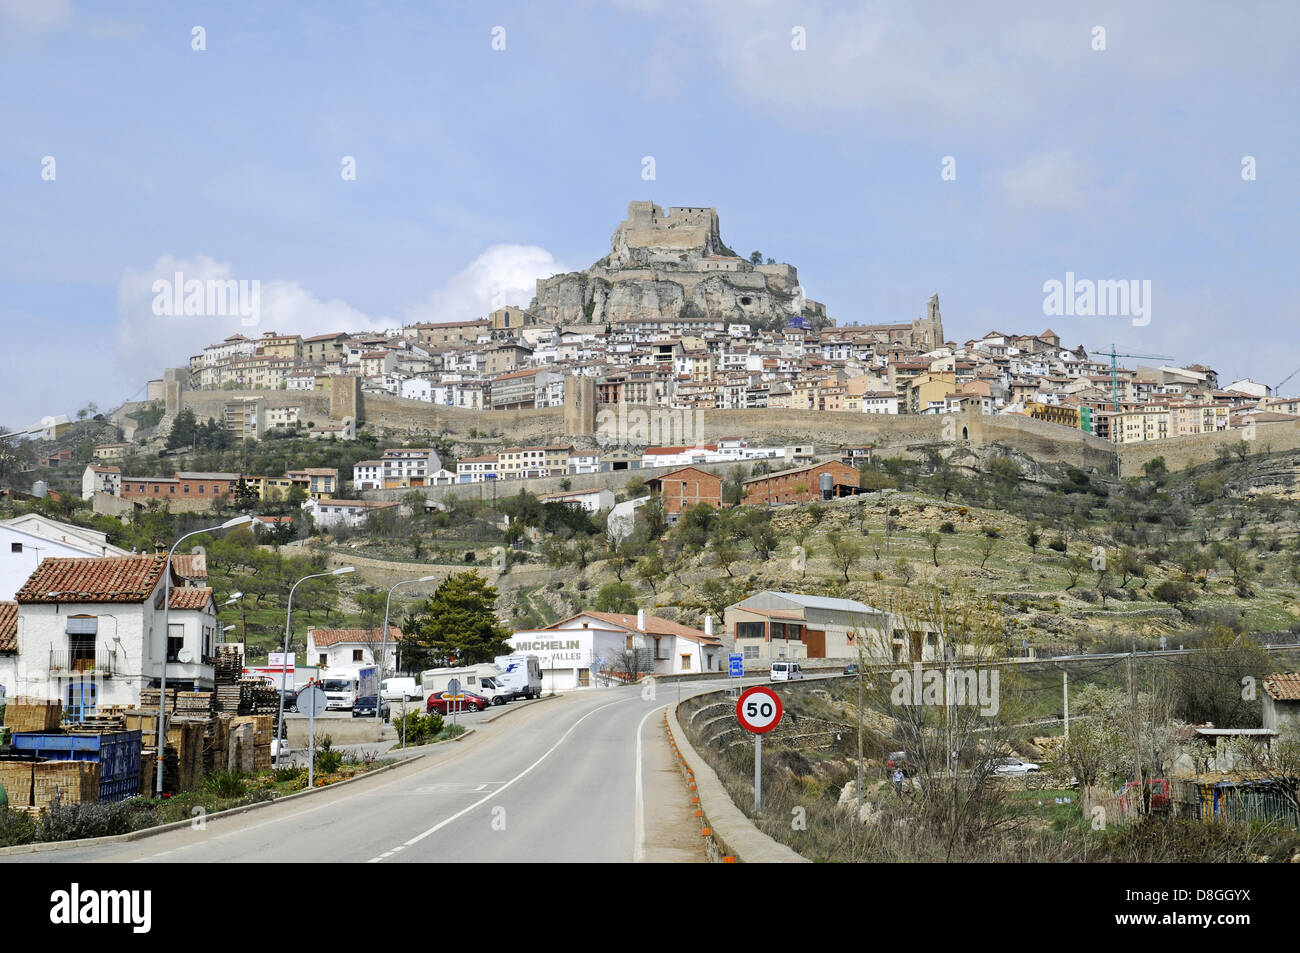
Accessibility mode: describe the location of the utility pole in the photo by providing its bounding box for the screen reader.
[1128,645,1142,815]
[1063,669,1069,741]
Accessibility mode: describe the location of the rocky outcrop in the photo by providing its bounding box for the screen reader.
[529,201,828,330]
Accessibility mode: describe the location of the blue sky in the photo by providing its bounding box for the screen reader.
[2,0,1297,428]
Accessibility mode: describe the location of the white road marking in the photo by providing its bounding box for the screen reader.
[634,704,666,863]
[372,697,629,860]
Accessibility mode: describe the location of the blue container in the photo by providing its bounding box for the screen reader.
[11,731,143,802]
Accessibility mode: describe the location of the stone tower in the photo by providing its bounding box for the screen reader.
[564,375,595,437]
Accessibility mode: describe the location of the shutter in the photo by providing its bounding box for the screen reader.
[66,617,99,636]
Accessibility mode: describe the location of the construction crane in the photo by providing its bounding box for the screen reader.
[1274,366,1300,399]
[1092,344,1174,411]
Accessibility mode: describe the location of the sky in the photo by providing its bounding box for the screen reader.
[1,0,1298,429]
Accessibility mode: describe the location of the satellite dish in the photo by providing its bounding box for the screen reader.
[177,648,194,663]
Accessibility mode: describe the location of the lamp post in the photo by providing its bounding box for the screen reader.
[274,565,354,767]
[376,576,437,720]
[157,515,252,796]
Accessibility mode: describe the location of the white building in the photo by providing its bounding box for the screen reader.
[305,626,400,673]
[0,515,130,602]
[538,488,615,513]
[81,464,122,500]
[2,555,218,712]
[352,460,383,491]
[509,610,721,692]
[303,498,400,530]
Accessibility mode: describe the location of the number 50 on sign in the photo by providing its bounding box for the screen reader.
[736,686,783,733]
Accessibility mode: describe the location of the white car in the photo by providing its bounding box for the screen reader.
[769,662,804,681]
[990,757,1040,776]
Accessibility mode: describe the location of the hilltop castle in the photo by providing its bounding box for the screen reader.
[529,201,828,329]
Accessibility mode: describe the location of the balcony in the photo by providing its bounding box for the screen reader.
[48,650,117,677]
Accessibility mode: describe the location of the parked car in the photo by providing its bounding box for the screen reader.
[770,661,803,681]
[279,688,299,713]
[352,695,391,719]
[843,664,860,676]
[426,690,489,714]
[885,751,915,777]
[989,757,1040,776]
[1117,778,1170,810]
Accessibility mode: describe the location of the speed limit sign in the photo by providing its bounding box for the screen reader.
[736,686,783,734]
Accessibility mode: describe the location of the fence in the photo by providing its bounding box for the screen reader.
[1174,778,1299,828]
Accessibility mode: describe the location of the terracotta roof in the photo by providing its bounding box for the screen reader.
[309,626,401,648]
[1263,672,1300,702]
[0,601,16,653]
[16,555,169,604]
[169,587,214,611]
[554,611,720,645]
[172,553,207,580]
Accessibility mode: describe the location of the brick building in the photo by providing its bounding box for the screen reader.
[644,466,723,516]
[742,461,859,505]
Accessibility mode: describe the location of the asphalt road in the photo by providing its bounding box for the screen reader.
[2,681,728,864]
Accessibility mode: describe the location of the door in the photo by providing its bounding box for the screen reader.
[66,681,97,722]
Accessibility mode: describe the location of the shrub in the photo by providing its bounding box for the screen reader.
[1048,536,1067,553]
[37,801,138,842]
[272,766,304,784]
[315,735,343,774]
[204,770,248,799]
[0,807,37,847]
[939,521,956,534]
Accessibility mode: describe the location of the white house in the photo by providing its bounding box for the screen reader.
[0,515,130,602]
[3,555,218,713]
[538,488,615,513]
[509,609,721,692]
[81,465,122,500]
[303,498,400,530]
[352,460,383,491]
[305,626,400,673]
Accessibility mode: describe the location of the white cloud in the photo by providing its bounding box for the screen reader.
[404,244,569,325]
[114,254,390,383]
[112,244,568,384]
[999,151,1089,212]
[0,0,72,32]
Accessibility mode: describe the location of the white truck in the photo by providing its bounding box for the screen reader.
[380,677,421,702]
[319,671,361,710]
[493,654,544,701]
[421,665,512,706]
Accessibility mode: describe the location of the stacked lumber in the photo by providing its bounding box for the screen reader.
[237,679,279,715]
[2,697,62,733]
[171,692,216,724]
[216,685,241,715]
[124,709,161,748]
[226,721,255,774]
[0,760,34,807]
[213,647,244,684]
[176,723,206,792]
[66,714,126,733]
[33,761,100,809]
[140,688,177,713]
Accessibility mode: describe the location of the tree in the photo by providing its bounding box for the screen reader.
[749,250,763,265]
[1064,553,1087,590]
[826,531,864,582]
[978,534,997,570]
[712,539,741,577]
[722,467,746,506]
[924,531,942,567]
[405,571,512,666]
[165,408,198,450]
[594,582,638,614]
[636,548,666,594]
[1115,546,1146,589]
[1025,528,1041,554]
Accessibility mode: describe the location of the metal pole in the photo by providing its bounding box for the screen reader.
[1063,670,1070,741]
[377,576,434,720]
[754,734,762,813]
[275,567,353,768]
[157,524,225,797]
[307,703,315,788]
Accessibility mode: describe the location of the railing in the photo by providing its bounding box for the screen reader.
[48,650,114,676]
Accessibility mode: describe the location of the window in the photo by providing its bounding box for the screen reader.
[167,623,184,662]
[681,654,692,670]
[318,654,328,666]
[10,542,20,553]
[743,645,759,659]
[352,649,364,662]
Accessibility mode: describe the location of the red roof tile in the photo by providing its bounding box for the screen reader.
[0,601,16,653]
[169,587,214,611]
[16,555,170,604]
[1263,673,1300,702]
[309,626,401,647]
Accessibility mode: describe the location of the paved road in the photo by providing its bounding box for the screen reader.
[3,682,723,864]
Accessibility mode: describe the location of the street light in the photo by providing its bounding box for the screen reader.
[376,575,438,720]
[274,565,355,767]
[157,514,253,796]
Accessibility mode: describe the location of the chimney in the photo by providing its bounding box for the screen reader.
[704,615,713,637]
[636,608,646,631]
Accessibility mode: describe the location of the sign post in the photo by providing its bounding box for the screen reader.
[297,684,327,789]
[736,686,783,813]
[447,677,461,729]
[728,653,743,698]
